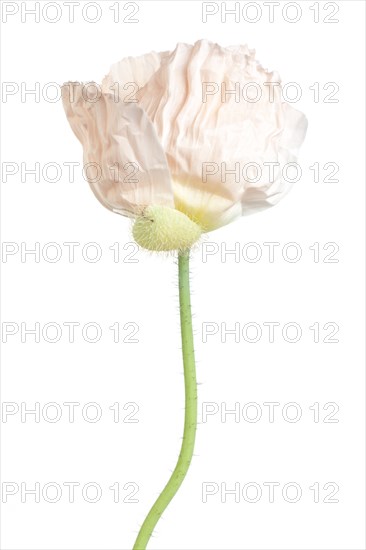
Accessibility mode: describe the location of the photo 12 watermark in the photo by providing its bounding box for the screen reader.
[201,481,340,503]
[1,401,140,424]
[201,2,340,24]
[1,481,140,503]
[1,1,140,24]
[1,321,140,343]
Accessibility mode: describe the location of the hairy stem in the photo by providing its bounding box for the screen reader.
[132,249,197,550]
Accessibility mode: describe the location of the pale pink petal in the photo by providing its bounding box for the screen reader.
[62,82,174,217]
[102,50,169,98]
[136,39,307,230]
[281,103,308,152]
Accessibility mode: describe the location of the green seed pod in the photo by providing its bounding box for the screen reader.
[133,205,202,252]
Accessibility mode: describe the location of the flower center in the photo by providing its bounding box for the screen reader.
[132,205,202,252]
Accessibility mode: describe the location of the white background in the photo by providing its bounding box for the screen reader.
[1,1,365,549]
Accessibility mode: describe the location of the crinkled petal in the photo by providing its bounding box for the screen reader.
[102,50,169,98]
[136,39,307,230]
[62,82,174,217]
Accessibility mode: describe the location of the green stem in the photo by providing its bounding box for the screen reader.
[132,249,197,550]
